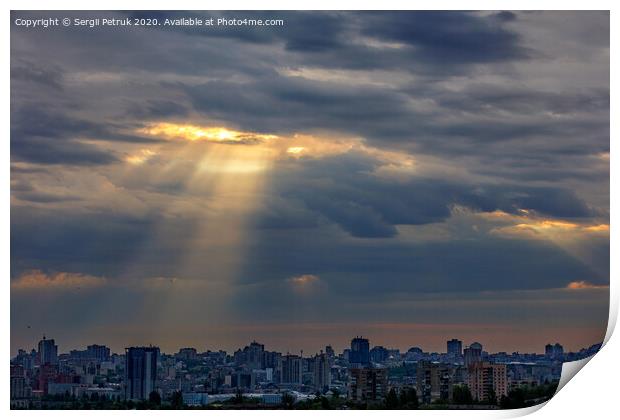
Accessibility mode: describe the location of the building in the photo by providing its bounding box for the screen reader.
[405,347,424,361]
[467,362,508,402]
[125,346,159,400]
[176,347,198,361]
[10,376,30,399]
[38,336,58,366]
[348,367,388,401]
[447,339,463,357]
[86,344,110,362]
[280,355,302,385]
[416,361,454,403]
[325,345,335,359]
[464,346,482,367]
[470,342,483,351]
[313,352,331,391]
[37,363,58,395]
[545,343,564,359]
[370,346,389,363]
[14,350,35,371]
[234,341,265,370]
[183,392,209,406]
[349,337,370,367]
[75,387,122,400]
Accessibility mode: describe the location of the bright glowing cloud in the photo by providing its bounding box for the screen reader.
[288,274,320,285]
[126,148,157,165]
[286,274,326,295]
[486,211,609,238]
[138,122,278,144]
[566,281,608,290]
[12,270,106,290]
[584,224,610,232]
[286,146,305,155]
[136,122,417,172]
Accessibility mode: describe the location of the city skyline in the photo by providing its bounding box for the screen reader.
[14,332,592,409]
[11,11,610,358]
[12,333,601,358]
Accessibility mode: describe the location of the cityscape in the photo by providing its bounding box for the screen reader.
[10,335,601,409]
[10,10,610,411]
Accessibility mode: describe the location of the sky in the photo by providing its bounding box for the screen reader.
[10,11,609,356]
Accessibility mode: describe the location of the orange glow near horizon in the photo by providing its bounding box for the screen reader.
[566,281,608,290]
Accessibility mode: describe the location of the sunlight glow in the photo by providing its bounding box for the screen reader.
[139,122,278,144]
[126,148,157,165]
[287,146,305,155]
[566,281,608,290]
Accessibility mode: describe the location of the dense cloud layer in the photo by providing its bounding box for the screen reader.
[10,11,609,353]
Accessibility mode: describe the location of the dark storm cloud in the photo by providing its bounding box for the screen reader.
[494,11,518,22]
[124,11,528,73]
[10,206,157,278]
[183,75,413,138]
[235,232,607,295]
[433,84,609,117]
[361,11,530,64]
[183,71,608,161]
[264,153,595,239]
[9,11,609,353]
[12,190,81,204]
[11,59,63,90]
[11,135,118,166]
[125,100,190,120]
[10,105,162,165]
[10,11,609,165]
[127,11,347,52]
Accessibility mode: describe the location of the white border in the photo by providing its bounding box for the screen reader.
[3,2,617,420]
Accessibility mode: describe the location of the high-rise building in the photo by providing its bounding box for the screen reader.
[264,350,281,370]
[176,347,198,361]
[545,343,564,359]
[86,344,110,362]
[470,342,483,351]
[325,345,335,359]
[349,337,370,367]
[125,346,159,400]
[464,346,482,367]
[10,376,30,399]
[37,363,57,395]
[416,361,454,403]
[370,346,389,364]
[280,355,302,385]
[233,341,265,370]
[467,362,508,402]
[447,339,463,357]
[37,336,58,366]
[348,367,388,401]
[313,352,331,391]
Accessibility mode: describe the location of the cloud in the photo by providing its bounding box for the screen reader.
[9,11,609,353]
[126,100,189,120]
[10,106,162,166]
[287,274,320,285]
[11,59,63,90]
[361,11,531,65]
[122,11,529,73]
[266,151,596,238]
[138,122,277,144]
[11,269,106,290]
[12,191,81,204]
[566,281,608,290]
